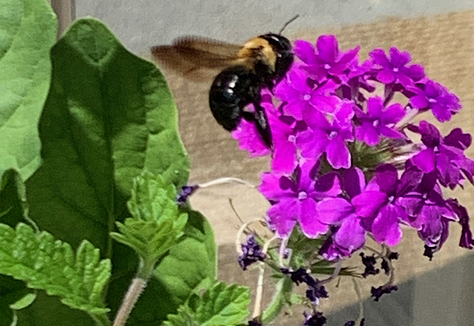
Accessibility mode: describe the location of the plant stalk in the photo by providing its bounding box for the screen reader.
[112,278,147,326]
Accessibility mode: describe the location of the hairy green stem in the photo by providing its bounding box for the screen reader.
[113,278,147,326]
[261,276,293,324]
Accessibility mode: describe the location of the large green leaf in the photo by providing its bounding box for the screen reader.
[26,16,189,252]
[0,0,57,179]
[18,17,214,325]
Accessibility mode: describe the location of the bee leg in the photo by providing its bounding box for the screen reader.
[252,102,273,149]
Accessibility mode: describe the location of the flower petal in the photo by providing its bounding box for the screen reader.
[317,198,353,224]
[316,35,338,63]
[267,199,298,237]
[335,214,366,251]
[352,191,387,218]
[326,136,351,169]
[411,148,435,173]
[375,164,398,195]
[371,204,403,246]
[299,198,328,238]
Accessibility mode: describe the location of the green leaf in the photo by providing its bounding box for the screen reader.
[0,223,111,317]
[0,0,57,179]
[110,171,188,277]
[20,16,207,325]
[0,275,31,326]
[26,16,190,252]
[164,282,250,326]
[110,209,217,325]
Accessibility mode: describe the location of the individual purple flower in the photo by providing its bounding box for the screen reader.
[354,96,406,146]
[175,185,199,205]
[270,115,305,174]
[297,112,354,169]
[408,80,461,122]
[446,199,474,249]
[294,35,360,83]
[409,121,474,189]
[231,100,273,157]
[303,311,327,326]
[275,66,341,120]
[238,234,266,270]
[281,267,328,305]
[371,284,398,302]
[317,168,367,260]
[369,47,425,87]
[259,159,341,238]
[360,253,380,278]
[352,164,423,246]
[248,319,262,326]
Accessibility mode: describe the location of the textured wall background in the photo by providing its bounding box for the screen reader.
[75,2,474,325]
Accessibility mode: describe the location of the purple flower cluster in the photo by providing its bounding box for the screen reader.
[231,35,473,260]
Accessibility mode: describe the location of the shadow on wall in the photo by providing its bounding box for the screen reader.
[328,252,474,326]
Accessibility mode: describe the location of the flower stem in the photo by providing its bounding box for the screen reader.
[113,278,147,326]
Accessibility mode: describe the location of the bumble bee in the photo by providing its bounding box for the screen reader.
[151,16,298,148]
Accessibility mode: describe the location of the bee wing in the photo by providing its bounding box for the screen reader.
[151,36,241,81]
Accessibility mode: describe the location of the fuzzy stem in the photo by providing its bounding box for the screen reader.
[113,278,147,326]
[252,236,279,319]
[352,277,365,324]
[199,177,256,189]
[319,260,342,285]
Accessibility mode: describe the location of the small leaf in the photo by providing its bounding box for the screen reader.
[9,292,36,310]
[0,223,111,316]
[165,282,250,326]
[0,0,57,179]
[110,171,188,270]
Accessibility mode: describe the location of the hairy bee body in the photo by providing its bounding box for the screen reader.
[152,33,294,147]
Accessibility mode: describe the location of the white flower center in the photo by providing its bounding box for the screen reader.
[428,98,437,103]
[393,67,399,73]
[288,135,296,143]
[298,191,308,200]
[324,63,331,70]
[329,131,338,139]
[303,94,311,101]
[373,119,380,127]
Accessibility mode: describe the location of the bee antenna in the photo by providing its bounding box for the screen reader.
[278,14,300,35]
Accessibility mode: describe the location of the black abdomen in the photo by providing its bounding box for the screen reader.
[209,65,259,131]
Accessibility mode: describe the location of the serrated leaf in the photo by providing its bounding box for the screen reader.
[0,0,57,179]
[113,209,217,326]
[0,223,111,316]
[127,171,178,221]
[163,305,200,326]
[195,282,250,326]
[165,282,250,326]
[111,171,188,272]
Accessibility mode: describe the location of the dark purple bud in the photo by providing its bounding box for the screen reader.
[371,284,398,301]
[381,259,390,275]
[423,245,435,260]
[388,251,399,260]
[360,253,380,277]
[281,267,328,304]
[238,235,266,270]
[248,319,262,326]
[304,311,327,326]
[175,185,199,205]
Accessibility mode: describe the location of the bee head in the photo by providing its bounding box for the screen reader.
[259,33,294,83]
